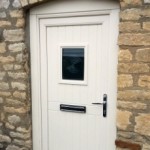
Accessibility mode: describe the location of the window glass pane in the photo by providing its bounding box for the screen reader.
[62,48,84,80]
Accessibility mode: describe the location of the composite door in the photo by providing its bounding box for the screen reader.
[30,1,119,150]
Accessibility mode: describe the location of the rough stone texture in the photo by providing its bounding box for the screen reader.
[8,43,26,53]
[0,134,11,143]
[8,115,21,125]
[6,145,20,150]
[136,48,150,62]
[117,110,132,130]
[0,42,6,53]
[118,50,132,62]
[138,75,150,89]
[11,82,27,90]
[143,22,150,31]
[120,0,142,7]
[135,114,150,136]
[118,74,133,88]
[0,0,10,9]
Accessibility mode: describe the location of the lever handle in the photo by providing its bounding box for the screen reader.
[92,94,107,117]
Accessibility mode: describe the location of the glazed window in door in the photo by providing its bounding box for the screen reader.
[59,45,88,85]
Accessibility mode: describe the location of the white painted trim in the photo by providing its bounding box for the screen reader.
[58,43,88,85]
[30,1,119,150]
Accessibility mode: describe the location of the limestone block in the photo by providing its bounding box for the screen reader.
[13,91,26,99]
[120,0,142,7]
[117,101,147,110]
[6,98,25,106]
[3,64,14,71]
[8,115,21,125]
[120,9,141,20]
[16,126,31,133]
[118,90,150,101]
[0,21,11,27]
[142,144,150,150]
[0,0,10,9]
[13,0,21,8]
[136,48,150,62]
[118,63,149,73]
[6,145,20,150]
[142,8,150,17]
[10,131,30,139]
[0,82,9,90]
[29,0,38,4]
[3,29,24,42]
[119,33,150,46]
[138,75,150,89]
[117,110,132,130]
[16,18,25,28]
[0,97,3,103]
[119,50,132,62]
[0,72,6,80]
[11,82,27,90]
[16,53,23,63]
[0,91,11,97]
[14,65,22,70]
[143,22,150,31]
[0,42,6,53]
[8,72,27,79]
[13,139,32,148]
[4,106,28,114]
[8,43,26,52]
[119,22,141,32]
[0,12,6,18]
[5,122,15,130]
[0,56,15,63]
[20,0,29,7]
[118,74,133,88]
[135,114,150,136]
[10,10,23,18]
[0,134,11,143]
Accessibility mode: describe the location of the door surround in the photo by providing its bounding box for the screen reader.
[30,1,120,150]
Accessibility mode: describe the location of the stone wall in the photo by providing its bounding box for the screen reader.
[117,0,150,149]
[0,0,149,150]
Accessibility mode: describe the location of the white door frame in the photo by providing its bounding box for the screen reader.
[30,1,119,150]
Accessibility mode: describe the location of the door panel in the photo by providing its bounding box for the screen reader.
[44,15,108,150]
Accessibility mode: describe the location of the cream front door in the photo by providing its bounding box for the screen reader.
[30,1,119,150]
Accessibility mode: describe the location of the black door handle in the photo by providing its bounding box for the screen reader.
[92,94,107,117]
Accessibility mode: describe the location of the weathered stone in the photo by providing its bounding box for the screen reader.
[118,75,133,88]
[0,134,11,143]
[117,101,147,110]
[0,72,6,80]
[13,139,32,148]
[118,131,133,139]
[16,18,25,28]
[0,91,11,97]
[120,0,142,7]
[143,22,150,31]
[135,114,150,136]
[142,8,150,17]
[1,113,5,121]
[0,56,15,63]
[119,22,141,32]
[13,0,21,8]
[16,126,31,133]
[142,144,150,150]
[119,33,150,46]
[120,9,141,20]
[13,91,26,99]
[118,90,150,101]
[6,98,25,106]
[4,106,28,114]
[0,0,10,9]
[20,0,29,7]
[8,43,26,52]
[11,82,27,90]
[3,29,24,42]
[14,65,22,70]
[117,110,132,130]
[6,145,20,150]
[0,12,6,18]
[138,75,150,89]
[0,82,9,90]
[29,0,38,4]
[8,115,21,125]
[10,132,30,140]
[118,63,149,73]
[119,50,132,62]
[8,72,27,79]
[3,64,13,70]
[0,97,3,103]
[5,122,15,130]
[0,21,11,27]
[136,48,150,62]
[0,42,6,53]
[10,10,23,18]
[0,143,3,148]
[16,53,23,62]
[144,0,150,3]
